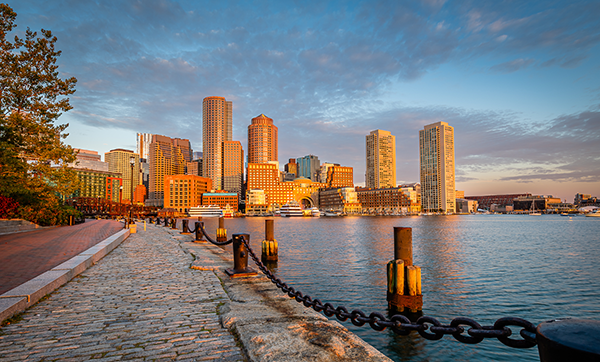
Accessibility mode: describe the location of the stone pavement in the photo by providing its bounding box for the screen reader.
[0,219,124,294]
[0,223,245,361]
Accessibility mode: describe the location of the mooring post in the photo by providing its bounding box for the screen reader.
[387,227,423,312]
[171,218,178,229]
[69,215,73,226]
[225,234,257,278]
[216,217,227,243]
[261,219,278,262]
[194,221,205,242]
[537,319,600,362]
[181,219,190,235]
[164,217,169,227]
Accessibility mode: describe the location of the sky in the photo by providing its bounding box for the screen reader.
[9,0,600,202]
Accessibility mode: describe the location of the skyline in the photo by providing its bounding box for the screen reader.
[10,1,600,201]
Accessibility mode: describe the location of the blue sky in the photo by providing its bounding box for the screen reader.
[10,0,600,201]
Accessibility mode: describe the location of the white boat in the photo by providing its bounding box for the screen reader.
[310,207,320,217]
[188,205,223,217]
[529,201,542,216]
[323,211,340,217]
[280,201,304,217]
[586,211,600,217]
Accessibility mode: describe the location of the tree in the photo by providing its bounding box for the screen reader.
[0,3,79,223]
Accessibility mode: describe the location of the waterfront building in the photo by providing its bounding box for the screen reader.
[284,159,297,177]
[246,189,268,215]
[246,162,326,209]
[69,149,108,172]
[69,168,122,202]
[297,155,320,181]
[513,195,562,213]
[356,187,411,214]
[366,130,396,189]
[136,133,153,160]
[104,149,140,202]
[419,122,455,213]
[164,174,212,215]
[575,193,599,207]
[464,193,530,210]
[326,165,353,188]
[456,199,478,213]
[202,192,239,212]
[319,163,338,184]
[186,159,202,176]
[455,190,465,199]
[247,114,278,164]
[222,141,244,196]
[490,204,514,213]
[202,96,232,189]
[282,172,296,182]
[147,135,192,207]
[400,183,422,214]
[319,187,362,214]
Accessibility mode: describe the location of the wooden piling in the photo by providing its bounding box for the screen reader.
[216,217,227,242]
[387,227,423,312]
[262,219,278,262]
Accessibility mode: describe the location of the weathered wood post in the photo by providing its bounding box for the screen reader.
[181,219,190,235]
[195,217,205,242]
[216,217,227,243]
[387,227,423,312]
[261,219,278,262]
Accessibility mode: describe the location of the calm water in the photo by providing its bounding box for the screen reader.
[199,215,600,361]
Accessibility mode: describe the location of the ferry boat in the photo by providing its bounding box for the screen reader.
[279,201,304,217]
[310,207,320,217]
[188,205,223,217]
[223,204,234,218]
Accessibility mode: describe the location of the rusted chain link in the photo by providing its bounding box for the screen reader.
[199,222,233,246]
[239,235,537,348]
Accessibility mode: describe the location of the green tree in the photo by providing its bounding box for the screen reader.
[0,3,79,223]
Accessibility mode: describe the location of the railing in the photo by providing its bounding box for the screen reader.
[148,216,600,362]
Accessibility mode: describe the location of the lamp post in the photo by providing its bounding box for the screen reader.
[129,156,135,224]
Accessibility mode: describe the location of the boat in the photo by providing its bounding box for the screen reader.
[310,207,320,217]
[188,205,223,217]
[323,211,340,217]
[223,204,234,218]
[586,211,600,217]
[279,201,304,217]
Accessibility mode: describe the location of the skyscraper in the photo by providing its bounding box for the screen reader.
[296,155,320,181]
[104,149,140,202]
[136,133,153,160]
[419,121,455,213]
[202,96,232,189]
[222,140,244,195]
[366,129,396,189]
[147,135,192,207]
[247,114,278,164]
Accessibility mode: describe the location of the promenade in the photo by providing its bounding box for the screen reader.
[0,223,245,361]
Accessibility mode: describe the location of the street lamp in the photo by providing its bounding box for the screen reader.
[129,156,135,224]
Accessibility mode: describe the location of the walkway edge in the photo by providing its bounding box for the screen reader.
[0,229,130,323]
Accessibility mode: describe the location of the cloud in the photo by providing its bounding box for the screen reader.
[489,58,534,73]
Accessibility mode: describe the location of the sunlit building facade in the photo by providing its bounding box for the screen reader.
[222,141,244,195]
[164,174,212,214]
[147,135,192,207]
[297,155,320,181]
[356,187,411,214]
[326,165,353,188]
[104,149,139,202]
[202,96,232,189]
[366,129,396,189]
[248,114,278,164]
[419,121,455,213]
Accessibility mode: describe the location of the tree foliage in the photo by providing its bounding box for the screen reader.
[0,3,79,224]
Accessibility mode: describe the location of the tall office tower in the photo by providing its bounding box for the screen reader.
[297,155,320,180]
[419,121,455,213]
[136,133,153,160]
[366,129,396,189]
[104,149,140,202]
[222,141,244,195]
[147,135,192,207]
[69,149,109,171]
[247,114,278,164]
[202,96,232,189]
[284,159,297,176]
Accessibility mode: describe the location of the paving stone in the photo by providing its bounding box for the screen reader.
[0,225,245,361]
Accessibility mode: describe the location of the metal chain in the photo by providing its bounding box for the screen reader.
[240,236,537,349]
[185,222,199,234]
[199,222,233,246]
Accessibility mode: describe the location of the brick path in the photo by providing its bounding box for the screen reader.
[0,219,124,294]
[0,224,245,361]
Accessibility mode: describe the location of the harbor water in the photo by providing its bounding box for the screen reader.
[199,214,600,361]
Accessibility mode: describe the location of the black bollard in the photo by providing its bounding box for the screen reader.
[181,219,190,235]
[195,221,205,243]
[171,218,178,229]
[164,217,169,227]
[225,234,257,278]
[537,319,600,362]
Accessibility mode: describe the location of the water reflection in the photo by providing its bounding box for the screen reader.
[192,215,600,362]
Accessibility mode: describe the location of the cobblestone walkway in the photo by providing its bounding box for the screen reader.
[0,225,245,361]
